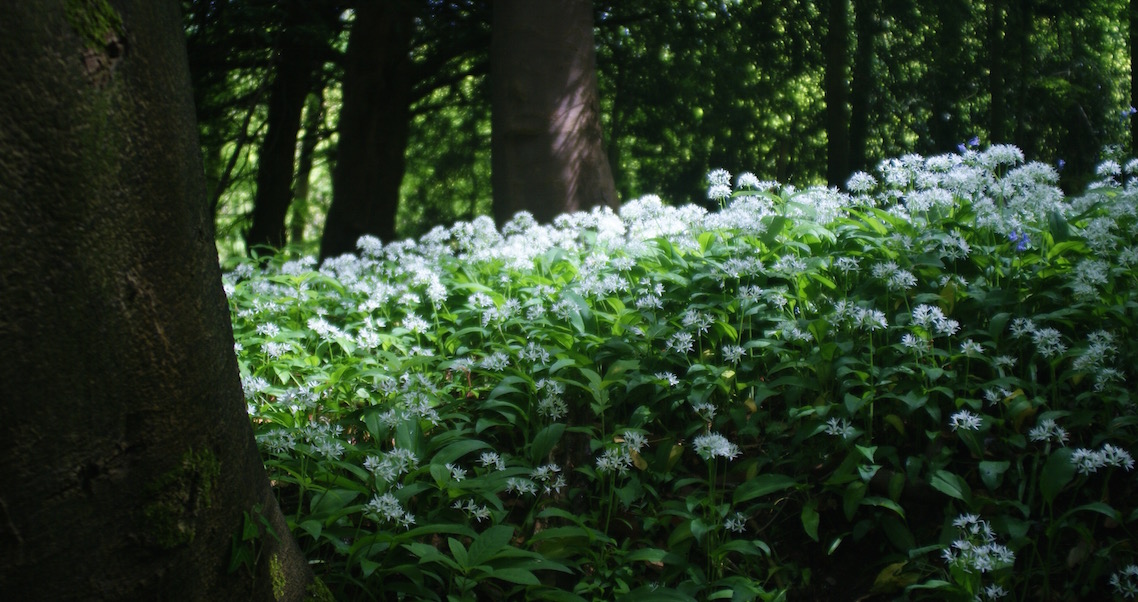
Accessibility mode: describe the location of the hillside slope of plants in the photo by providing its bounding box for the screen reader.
[227,146,1138,601]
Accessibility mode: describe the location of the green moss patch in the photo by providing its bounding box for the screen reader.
[142,447,221,549]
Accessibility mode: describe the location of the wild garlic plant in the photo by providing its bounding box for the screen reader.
[227,145,1137,601]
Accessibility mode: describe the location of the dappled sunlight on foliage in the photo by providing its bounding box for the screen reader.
[227,147,1138,601]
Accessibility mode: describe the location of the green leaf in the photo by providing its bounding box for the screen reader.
[626,548,672,563]
[530,423,566,463]
[978,460,1010,491]
[490,567,540,585]
[1040,447,1076,504]
[1062,502,1122,523]
[801,502,820,542]
[733,473,798,503]
[447,537,469,569]
[432,438,491,467]
[929,470,971,503]
[467,525,514,567]
[309,489,359,517]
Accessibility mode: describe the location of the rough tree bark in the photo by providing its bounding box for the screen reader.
[247,0,339,253]
[320,0,415,261]
[0,2,312,600]
[491,0,619,226]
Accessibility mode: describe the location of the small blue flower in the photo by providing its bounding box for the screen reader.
[957,136,980,153]
[1008,230,1030,252]
[1121,106,1137,122]
[1057,158,1066,170]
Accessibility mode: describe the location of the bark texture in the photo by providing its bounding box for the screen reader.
[320,0,415,260]
[491,0,618,226]
[0,2,310,599]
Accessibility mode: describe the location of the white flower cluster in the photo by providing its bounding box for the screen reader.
[364,447,419,483]
[596,430,649,475]
[365,492,415,529]
[452,498,491,523]
[949,410,983,432]
[1112,564,1138,599]
[1027,418,1068,445]
[824,417,858,441]
[1070,444,1135,475]
[506,464,566,496]
[724,511,747,533]
[942,514,1015,577]
[692,432,740,461]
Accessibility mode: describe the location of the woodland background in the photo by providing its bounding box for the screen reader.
[188,0,1138,259]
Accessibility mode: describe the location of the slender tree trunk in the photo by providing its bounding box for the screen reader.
[824,0,851,187]
[928,0,969,152]
[1131,0,1137,155]
[491,0,618,225]
[989,0,1008,142]
[320,0,415,260]
[289,91,325,251]
[247,1,336,253]
[0,2,310,599]
[849,0,876,173]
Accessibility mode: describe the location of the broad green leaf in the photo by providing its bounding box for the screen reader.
[447,537,469,569]
[1040,447,1076,504]
[490,567,540,585]
[467,525,514,567]
[530,423,566,463]
[979,460,1010,491]
[733,473,798,503]
[929,470,971,503]
[801,502,820,541]
[432,438,491,467]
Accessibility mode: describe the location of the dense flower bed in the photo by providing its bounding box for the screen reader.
[227,146,1138,601]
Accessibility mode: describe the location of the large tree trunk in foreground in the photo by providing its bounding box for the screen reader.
[491,0,618,225]
[0,2,310,599]
[320,0,415,260]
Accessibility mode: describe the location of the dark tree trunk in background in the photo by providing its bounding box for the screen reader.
[988,0,1029,145]
[247,0,338,254]
[320,0,415,260]
[928,0,969,152]
[1132,0,1138,155]
[849,0,876,173]
[491,0,618,225]
[988,0,1008,143]
[290,91,325,250]
[0,2,310,599]
[824,0,851,187]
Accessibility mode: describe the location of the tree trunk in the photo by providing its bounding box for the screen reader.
[824,0,851,187]
[1131,0,1137,155]
[989,0,1008,143]
[849,0,876,173]
[491,0,618,226]
[0,2,310,600]
[289,91,325,251]
[927,0,969,153]
[247,1,337,254]
[320,0,415,260]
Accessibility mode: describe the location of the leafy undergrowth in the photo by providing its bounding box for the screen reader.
[227,146,1138,601]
